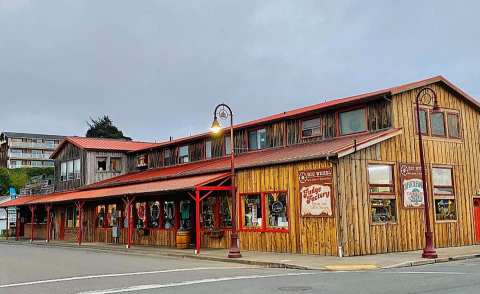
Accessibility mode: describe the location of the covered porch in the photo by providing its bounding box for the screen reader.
[0,172,234,255]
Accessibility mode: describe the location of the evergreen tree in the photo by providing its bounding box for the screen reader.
[86,115,131,140]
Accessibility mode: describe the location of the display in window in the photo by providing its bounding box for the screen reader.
[108,204,118,227]
[180,200,192,230]
[220,195,232,228]
[266,192,288,228]
[371,199,396,223]
[135,202,147,229]
[164,201,175,229]
[148,201,161,228]
[201,197,216,229]
[97,205,106,227]
[435,199,456,221]
[243,194,262,228]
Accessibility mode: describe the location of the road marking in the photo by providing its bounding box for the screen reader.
[325,264,378,271]
[0,266,253,289]
[76,272,316,294]
[380,271,470,275]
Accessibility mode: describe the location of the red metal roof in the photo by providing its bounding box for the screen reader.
[87,128,402,190]
[130,76,478,153]
[51,137,160,158]
[0,172,230,207]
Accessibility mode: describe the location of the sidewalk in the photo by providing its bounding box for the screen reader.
[1,239,479,271]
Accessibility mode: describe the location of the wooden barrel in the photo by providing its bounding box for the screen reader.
[176,230,191,249]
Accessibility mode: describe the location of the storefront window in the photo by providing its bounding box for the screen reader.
[66,206,78,228]
[149,201,161,228]
[135,202,147,228]
[432,167,456,221]
[201,197,216,229]
[242,194,262,229]
[180,200,192,230]
[163,201,175,229]
[108,204,118,227]
[435,199,457,221]
[368,164,397,224]
[96,205,106,227]
[220,195,232,228]
[371,199,396,223]
[265,192,288,229]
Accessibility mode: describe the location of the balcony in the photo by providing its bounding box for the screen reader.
[8,141,58,150]
[8,152,53,160]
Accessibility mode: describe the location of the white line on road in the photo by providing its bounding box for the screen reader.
[0,266,253,289]
[76,272,316,294]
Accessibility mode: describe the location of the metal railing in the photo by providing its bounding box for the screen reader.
[8,152,52,159]
[8,141,58,149]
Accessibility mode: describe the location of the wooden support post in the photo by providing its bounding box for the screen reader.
[46,205,52,243]
[75,201,85,246]
[29,205,36,243]
[195,189,201,255]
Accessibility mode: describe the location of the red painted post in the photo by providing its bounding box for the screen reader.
[29,205,36,242]
[195,189,201,255]
[46,205,51,243]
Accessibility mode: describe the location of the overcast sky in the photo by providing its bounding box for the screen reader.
[0,1,478,142]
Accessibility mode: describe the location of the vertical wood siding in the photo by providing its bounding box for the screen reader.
[337,82,480,256]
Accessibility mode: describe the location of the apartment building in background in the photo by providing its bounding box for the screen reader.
[0,132,65,169]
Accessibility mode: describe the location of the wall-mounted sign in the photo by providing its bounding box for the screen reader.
[399,163,425,208]
[299,168,334,217]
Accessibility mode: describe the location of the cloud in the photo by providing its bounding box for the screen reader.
[0,0,478,141]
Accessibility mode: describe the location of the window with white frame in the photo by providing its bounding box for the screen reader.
[73,159,81,179]
[302,118,321,138]
[205,140,212,159]
[67,160,74,180]
[179,145,189,163]
[248,128,267,150]
[61,162,67,181]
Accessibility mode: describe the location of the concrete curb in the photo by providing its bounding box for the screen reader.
[1,240,479,271]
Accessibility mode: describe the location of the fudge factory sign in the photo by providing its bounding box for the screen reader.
[299,168,334,217]
[400,163,425,208]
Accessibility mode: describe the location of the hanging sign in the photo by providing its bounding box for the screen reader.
[299,168,334,217]
[400,163,425,208]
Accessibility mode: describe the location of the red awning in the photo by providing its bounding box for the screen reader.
[0,172,229,208]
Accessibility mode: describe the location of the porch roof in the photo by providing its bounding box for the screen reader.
[0,172,230,208]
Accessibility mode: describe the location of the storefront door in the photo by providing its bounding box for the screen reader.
[474,198,480,243]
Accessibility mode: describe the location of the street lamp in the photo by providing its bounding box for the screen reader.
[415,87,439,259]
[210,103,242,258]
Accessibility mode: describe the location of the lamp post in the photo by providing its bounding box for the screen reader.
[415,87,439,259]
[210,103,242,258]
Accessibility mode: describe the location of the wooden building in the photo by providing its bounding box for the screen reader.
[2,76,480,257]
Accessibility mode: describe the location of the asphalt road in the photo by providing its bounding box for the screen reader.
[0,243,479,294]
